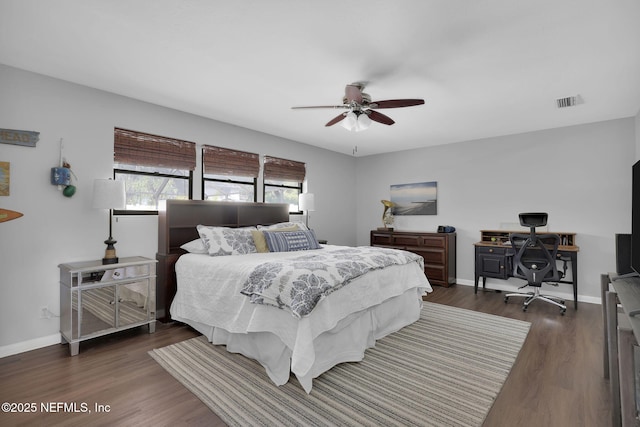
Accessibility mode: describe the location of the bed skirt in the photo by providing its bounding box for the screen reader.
[172,288,424,393]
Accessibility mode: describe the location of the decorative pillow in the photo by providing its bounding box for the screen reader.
[251,230,270,253]
[262,229,322,252]
[251,226,301,253]
[196,225,258,256]
[258,221,308,231]
[180,238,208,254]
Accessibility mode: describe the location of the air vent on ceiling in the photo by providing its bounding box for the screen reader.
[556,95,582,108]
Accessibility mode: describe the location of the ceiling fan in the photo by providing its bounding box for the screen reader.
[291,83,424,131]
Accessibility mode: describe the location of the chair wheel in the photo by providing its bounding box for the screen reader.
[560,308,566,315]
[522,306,527,312]
[504,297,509,303]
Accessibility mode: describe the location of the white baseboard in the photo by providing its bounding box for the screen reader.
[0,333,61,359]
[0,279,600,359]
[455,279,601,305]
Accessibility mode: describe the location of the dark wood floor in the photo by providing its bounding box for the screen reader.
[0,285,611,427]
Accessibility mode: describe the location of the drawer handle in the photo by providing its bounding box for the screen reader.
[489,249,493,253]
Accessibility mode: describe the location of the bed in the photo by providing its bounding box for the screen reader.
[156,200,432,393]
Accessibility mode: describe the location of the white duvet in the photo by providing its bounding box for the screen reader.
[170,245,432,392]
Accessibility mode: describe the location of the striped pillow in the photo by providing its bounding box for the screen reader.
[262,229,321,252]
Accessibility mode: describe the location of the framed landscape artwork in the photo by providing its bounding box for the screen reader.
[390,181,437,215]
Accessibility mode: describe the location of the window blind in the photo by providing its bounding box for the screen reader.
[202,145,260,178]
[114,128,196,170]
[263,156,306,182]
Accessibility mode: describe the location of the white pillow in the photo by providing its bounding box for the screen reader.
[196,225,258,256]
[180,238,208,254]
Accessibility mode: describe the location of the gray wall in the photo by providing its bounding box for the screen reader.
[356,118,636,301]
[0,64,356,355]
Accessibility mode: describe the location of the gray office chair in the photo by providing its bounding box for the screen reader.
[504,213,567,314]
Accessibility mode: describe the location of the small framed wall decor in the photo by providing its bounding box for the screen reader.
[0,161,9,196]
[0,128,39,147]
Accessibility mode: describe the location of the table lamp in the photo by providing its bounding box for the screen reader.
[92,179,126,264]
[299,192,315,228]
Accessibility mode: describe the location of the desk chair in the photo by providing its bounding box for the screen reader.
[504,213,567,314]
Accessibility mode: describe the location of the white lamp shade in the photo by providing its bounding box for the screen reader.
[92,179,126,210]
[341,111,358,131]
[299,192,315,211]
[356,113,371,131]
[341,111,371,132]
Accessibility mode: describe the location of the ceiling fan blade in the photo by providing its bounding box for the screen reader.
[368,110,395,126]
[292,105,348,109]
[344,84,363,104]
[369,99,425,109]
[325,113,346,127]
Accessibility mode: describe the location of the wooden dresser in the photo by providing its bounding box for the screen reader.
[370,229,456,287]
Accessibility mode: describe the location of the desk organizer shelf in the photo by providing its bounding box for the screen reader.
[478,230,577,250]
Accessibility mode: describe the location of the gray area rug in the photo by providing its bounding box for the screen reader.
[149,302,530,427]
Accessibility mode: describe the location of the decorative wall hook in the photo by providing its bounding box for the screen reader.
[50,139,77,197]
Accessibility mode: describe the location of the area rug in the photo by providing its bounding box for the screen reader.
[149,302,530,427]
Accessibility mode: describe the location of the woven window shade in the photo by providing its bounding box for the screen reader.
[114,128,196,170]
[202,145,260,178]
[263,156,306,183]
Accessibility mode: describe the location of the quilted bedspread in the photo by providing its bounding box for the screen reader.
[240,246,424,317]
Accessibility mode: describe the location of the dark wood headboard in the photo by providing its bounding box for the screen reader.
[156,200,290,322]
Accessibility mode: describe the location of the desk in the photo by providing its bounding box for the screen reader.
[602,272,640,427]
[473,230,579,309]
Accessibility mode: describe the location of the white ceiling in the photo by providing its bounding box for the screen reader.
[1,0,639,157]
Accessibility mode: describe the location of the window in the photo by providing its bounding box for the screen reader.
[113,128,196,213]
[263,156,305,212]
[202,145,259,202]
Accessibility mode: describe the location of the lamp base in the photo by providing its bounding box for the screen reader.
[102,256,119,265]
[102,237,119,265]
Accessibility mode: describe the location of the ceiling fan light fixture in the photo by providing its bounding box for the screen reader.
[356,112,371,132]
[293,83,424,130]
[341,111,358,131]
[341,111,371,132]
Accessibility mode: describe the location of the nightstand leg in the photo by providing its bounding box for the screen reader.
[148,321,156,334]
[69,342,79,356]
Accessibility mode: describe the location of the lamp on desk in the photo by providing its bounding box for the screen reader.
[92,179,126,265]
[299,192,315,228]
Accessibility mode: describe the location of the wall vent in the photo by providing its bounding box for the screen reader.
[556,95,581,108]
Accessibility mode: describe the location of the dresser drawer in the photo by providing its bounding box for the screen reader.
[425,265,446,284]
[410,248,446,265]
[420,236,446,248]
[370,232,393,245]
[392,234,421,247]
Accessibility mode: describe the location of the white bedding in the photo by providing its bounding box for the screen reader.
[170,245,432,392]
